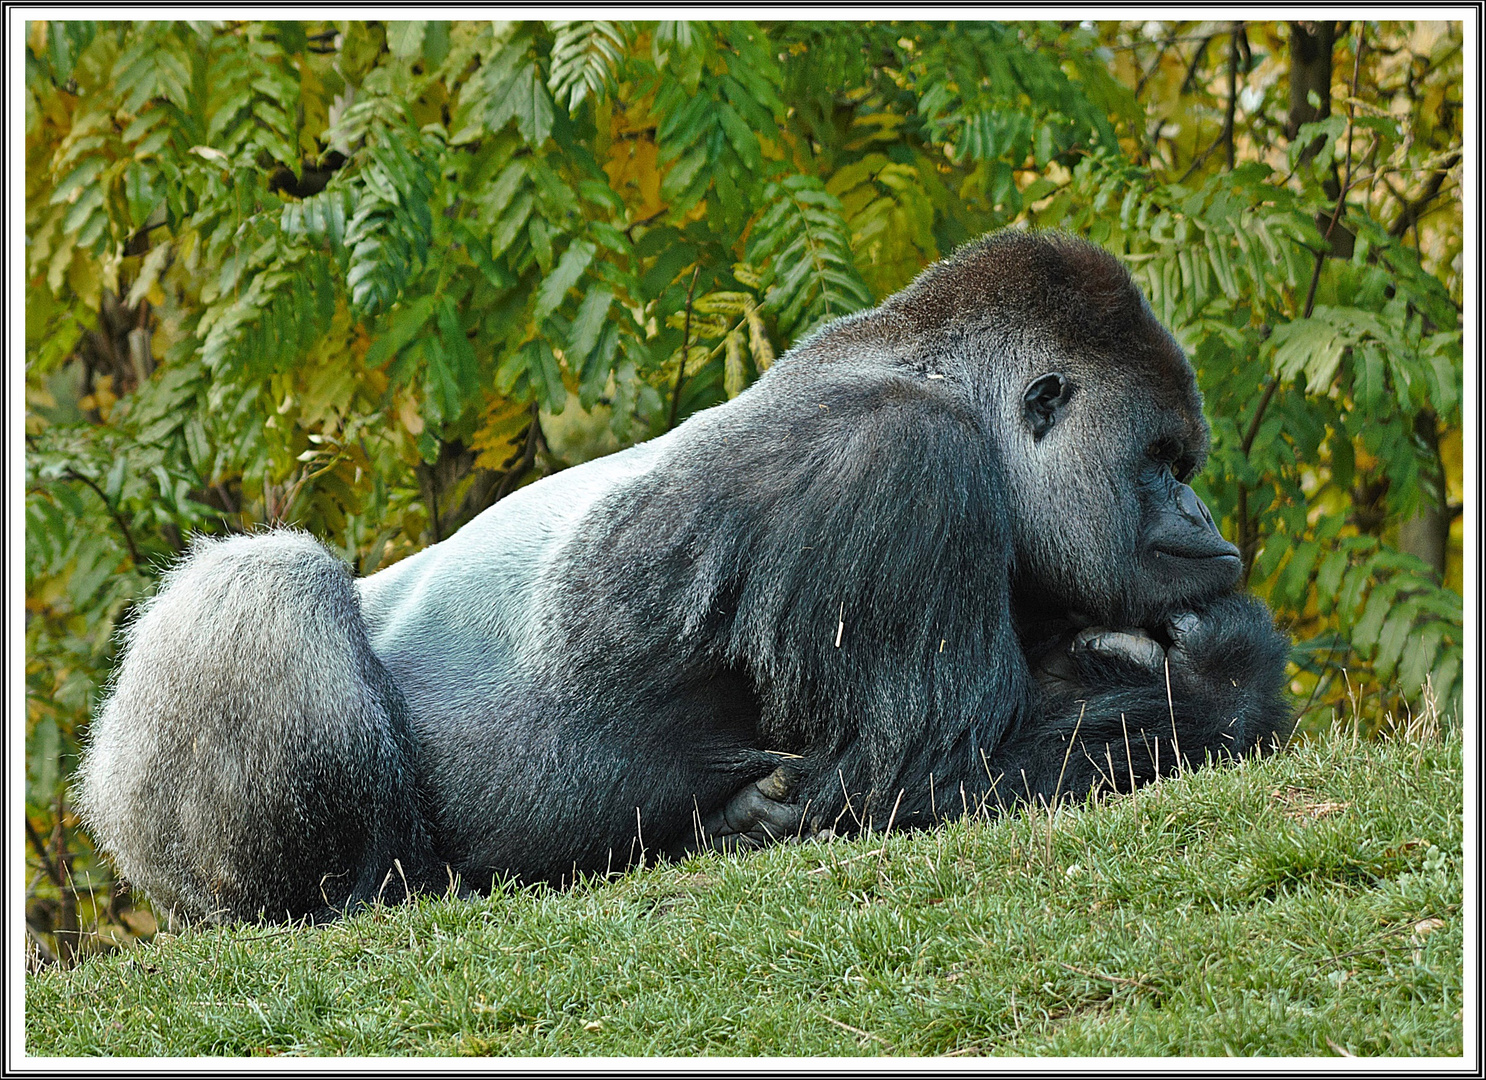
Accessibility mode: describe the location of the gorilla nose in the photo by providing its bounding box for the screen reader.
[1178,484,1217,529]
[1152,482,1241,563]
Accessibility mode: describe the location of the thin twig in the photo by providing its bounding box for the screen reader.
[1236,28,1368,573]
[1179,34,1216,95]
[62,468,142,565]
[1045,705,1086,865]
[1224,24,1242,170]
[1176,25,1243,184]
[623,208,666,242]
[1295,634,1344,722]
[1121,712,1136,795]
[1240,378,1281,456]
[821,1013,891,1047]
[24,817,66,889]
[1387,151,1462,239]
[1056,960,1153,991]
[1164,656,1182,771]
[808,847,885,873]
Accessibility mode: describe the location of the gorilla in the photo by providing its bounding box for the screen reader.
[77,230,1292,924]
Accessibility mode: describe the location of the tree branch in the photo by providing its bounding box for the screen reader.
[1238,25,1366,581]
[1224,23,1243,170]
[1179,34,1215,95]
[493,401,544,503]
[25,817,66,890]
[623,208,667,242]
[1387,152,1462,239]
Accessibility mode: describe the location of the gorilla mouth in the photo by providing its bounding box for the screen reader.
[1148,544,1243,593]
[1149,535,1241,564]
[1151,546,1241,565]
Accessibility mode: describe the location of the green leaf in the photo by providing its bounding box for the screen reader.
[524,339,566,411]
[1373,601,1420,681]
[568,287,614,363]
[386,21,427,59]
[367,295,438,367]
[548,21,623,111]
[535,239,596,323]
[490,63,556,146]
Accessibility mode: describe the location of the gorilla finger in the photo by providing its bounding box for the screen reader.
[704,786,772,835]
[1167,611,1201,638]
[704,777,806,838]
[754,763,801,802]
[1033,648,1081,687]
[1073,628,1165,670]
[1164,611,1208,656]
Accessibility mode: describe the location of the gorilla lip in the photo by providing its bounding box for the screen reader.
[1150,546,1241,564]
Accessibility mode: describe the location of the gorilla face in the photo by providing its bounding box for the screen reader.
[986,252,1240,631]
[1132,435,1242,612]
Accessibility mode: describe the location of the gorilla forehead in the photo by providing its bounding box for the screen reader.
[881,230,1201,411]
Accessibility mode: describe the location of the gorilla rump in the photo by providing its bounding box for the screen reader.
[78,230,1292,923]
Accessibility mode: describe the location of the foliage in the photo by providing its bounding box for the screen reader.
[24,20,1464,963]
[25,724,1463,1055]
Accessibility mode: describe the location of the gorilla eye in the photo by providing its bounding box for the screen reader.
[1023,372,1074,441]
[1150,438,1195,482]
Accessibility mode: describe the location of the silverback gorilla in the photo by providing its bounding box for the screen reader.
[78,230,1292,923]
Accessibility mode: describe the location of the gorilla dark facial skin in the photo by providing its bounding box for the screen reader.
[78,230,1292,923]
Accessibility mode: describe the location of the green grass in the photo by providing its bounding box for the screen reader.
[26,725,1463,1058]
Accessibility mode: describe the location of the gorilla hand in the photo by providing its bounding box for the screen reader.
[1034,625,1165,696]
[1158,597,1286,695]
[1073,627,1166,672]
[1038,599,1272,697]
[664,763,812,858]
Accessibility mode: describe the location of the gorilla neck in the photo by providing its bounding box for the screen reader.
[1009,572,1107,635]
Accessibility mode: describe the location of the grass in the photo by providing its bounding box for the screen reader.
[25,721,1463,1059]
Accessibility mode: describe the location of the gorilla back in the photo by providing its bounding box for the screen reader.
[79,229,1292,923]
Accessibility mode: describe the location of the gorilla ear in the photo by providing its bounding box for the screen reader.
[1023,373,1074,440]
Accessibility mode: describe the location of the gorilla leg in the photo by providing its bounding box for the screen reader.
[76,532,438,923]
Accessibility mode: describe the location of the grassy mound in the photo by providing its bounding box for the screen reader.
[25,725,1462,1058]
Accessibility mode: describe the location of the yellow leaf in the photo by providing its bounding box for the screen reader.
[605,104,663,221]
[746,305,774,372]
[397,393,425,436]
[470,397,534,471]
[694,291,751,315]
[725,331,746,398]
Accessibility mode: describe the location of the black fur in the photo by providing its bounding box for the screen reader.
[78,230,1292,922]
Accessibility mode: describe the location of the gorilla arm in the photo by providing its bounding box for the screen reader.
[1010,592,1293,801]
[678,362,1035,833]
[1010,464,1292,804]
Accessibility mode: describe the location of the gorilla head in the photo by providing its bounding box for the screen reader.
[877,230,1242,629]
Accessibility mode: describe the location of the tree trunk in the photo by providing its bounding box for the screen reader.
[1397,410,1450,579]
[1287,21,1354,258]
[1286,21,1339,143]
